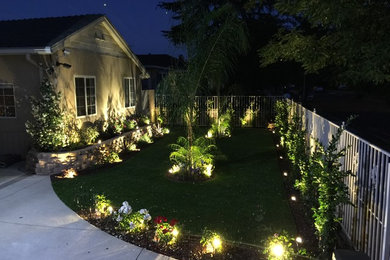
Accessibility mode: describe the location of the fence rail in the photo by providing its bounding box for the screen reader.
[156,95,284,128]
[290,100,390,260]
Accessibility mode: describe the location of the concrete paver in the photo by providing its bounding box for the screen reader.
[0,168,174,260]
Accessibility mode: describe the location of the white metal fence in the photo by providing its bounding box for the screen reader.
[157,95,390,259]
[156,95,284,128]
[291,100,390,260]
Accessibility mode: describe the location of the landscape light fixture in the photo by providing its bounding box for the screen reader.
[62,48,70,55]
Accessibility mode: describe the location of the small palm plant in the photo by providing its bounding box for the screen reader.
[169,136,216,180]
[207,109,233,139]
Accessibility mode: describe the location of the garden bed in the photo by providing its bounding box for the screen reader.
[26,125,158,175]
[52,128,301,259]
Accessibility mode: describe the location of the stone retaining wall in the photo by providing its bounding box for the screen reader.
[26,125,158,175]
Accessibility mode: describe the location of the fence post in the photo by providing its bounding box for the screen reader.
[381,163,390,260]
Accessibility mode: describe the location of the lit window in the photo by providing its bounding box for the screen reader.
[75,76,96,117]
[124,77,136,108]
[0,83,16,118]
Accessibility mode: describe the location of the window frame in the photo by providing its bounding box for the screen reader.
[74,75,97,118]
[0,83,16,119]
[123,77,136,109]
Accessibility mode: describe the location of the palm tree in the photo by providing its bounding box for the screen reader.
[159,3,248,177]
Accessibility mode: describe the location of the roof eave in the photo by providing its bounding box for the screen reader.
[0,46,52,55]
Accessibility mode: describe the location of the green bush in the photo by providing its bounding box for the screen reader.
[274,100,290,146]
[208,109,233,138]
[80,125,99,145]
[138,133,153,144]
[169,136,216,178]
[25,80,68,151]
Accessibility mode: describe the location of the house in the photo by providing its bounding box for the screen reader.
[137,54,185,90]
[0,14,155,157]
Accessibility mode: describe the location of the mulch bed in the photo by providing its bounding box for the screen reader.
[82,212,265,260]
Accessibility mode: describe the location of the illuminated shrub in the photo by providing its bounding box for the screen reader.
[25,80,68,151]
[94,194,113,217]
[200,229,223,254]
[80,125,99,145]
[169,136,216,179]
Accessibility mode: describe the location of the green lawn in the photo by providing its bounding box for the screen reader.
[52,128,296,244]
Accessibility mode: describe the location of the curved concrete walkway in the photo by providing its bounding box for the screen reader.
[0,165,175,260]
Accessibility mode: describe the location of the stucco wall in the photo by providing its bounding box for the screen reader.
[54,47,142,124]
[0,55,41,156]
[0,21,150,157]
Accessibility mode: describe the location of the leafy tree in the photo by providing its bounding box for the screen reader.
[25,80,68,151]
[260,0,390,85]
[159,0,304,94]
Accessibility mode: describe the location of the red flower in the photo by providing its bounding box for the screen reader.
[154,216,163,224]
[169,219,178,227]
[163,217,167,222]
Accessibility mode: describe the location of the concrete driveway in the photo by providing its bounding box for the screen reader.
[0,164,174,260]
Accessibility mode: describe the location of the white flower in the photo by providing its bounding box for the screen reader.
[129,221,135,230]
[143,214,152,222]
[116,214,123,222]
[118,201,132,214]
[139,209,149,215]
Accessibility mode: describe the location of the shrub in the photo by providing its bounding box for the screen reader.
[80,125,99,145]
[96,146,122,164]
[169,136,216,178]
[274,100,290,146]
[200,229,223,254]
[263,232,295,260]
[207,109,233,138]
[106,111,125,136]
[138,133,153,144]
[94,194,113,216]
[123,118,137,131]
[310,125,352,255]
[25,80,68,151]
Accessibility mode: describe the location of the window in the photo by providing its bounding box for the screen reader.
[75,76,96,117]
[124,77,136,108]
[0,83,16,118]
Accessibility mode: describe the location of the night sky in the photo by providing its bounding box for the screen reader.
[0,0,183,57]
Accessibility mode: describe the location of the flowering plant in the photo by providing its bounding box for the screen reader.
[153,216,179,245]
[114,202,151,233]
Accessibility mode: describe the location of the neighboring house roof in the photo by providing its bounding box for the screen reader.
[137,54,185,70]
[0,14,147,76]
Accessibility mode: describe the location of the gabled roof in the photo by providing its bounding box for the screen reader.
[0,14,103,48]
[0,14,147,76]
